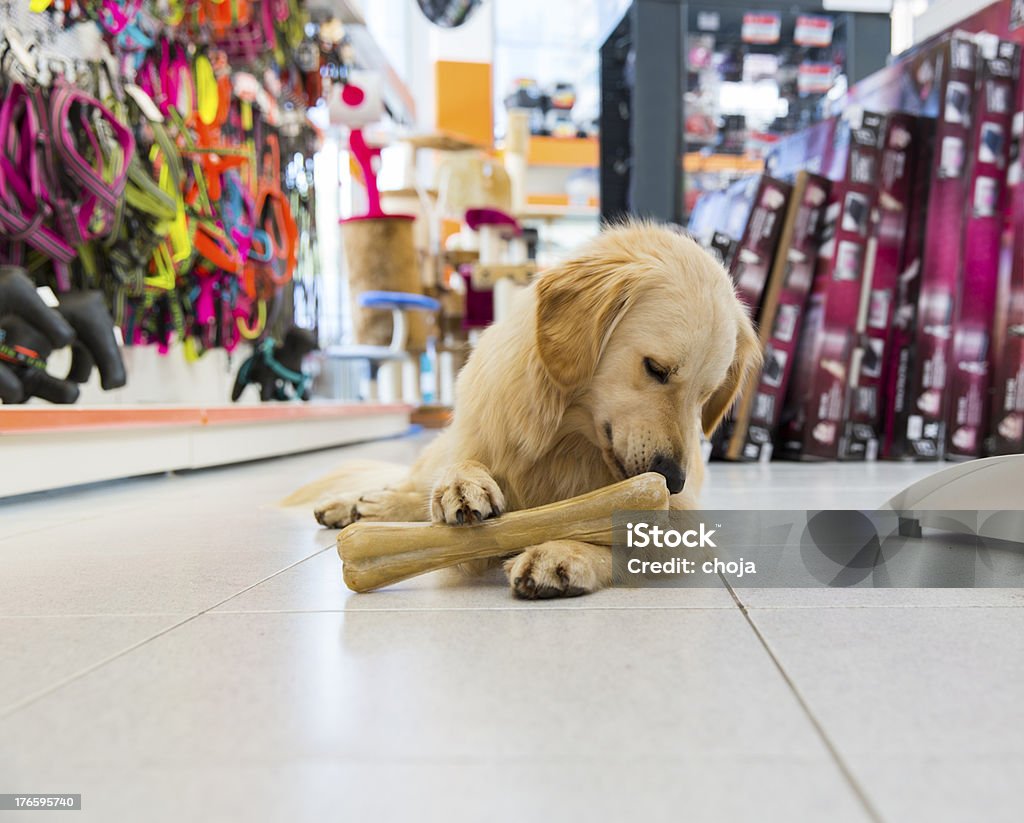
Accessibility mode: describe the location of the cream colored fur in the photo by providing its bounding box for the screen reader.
[308,222,761,598]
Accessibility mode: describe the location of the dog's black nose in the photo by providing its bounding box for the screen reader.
[648,454,685,494]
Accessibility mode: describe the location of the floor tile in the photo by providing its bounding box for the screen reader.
[748,606,1024,821]
[0,759,872,823]
[702,459,942,510]
[735,588,1024,608]
[0,435,433,617]
[213,546,737,612]
[0,505,329,617]
[843,755,1024,823]
[0,616,179,714]
[1,610,846,765]
[730,524,1024,608]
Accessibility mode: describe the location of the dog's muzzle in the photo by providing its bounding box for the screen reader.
[648,454,685,494]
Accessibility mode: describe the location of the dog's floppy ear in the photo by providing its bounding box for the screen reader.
[535,257,643,391]
[701,305,763,437]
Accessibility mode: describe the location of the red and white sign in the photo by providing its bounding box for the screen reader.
[794,15,834,47]
[742,13,781,45]
[798,62,835,95]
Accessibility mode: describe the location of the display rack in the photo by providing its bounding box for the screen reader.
[599,0,892,223]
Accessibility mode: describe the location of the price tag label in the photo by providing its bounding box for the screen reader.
[742,13,781,45]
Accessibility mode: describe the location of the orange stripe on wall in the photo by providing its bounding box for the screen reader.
[0,404,411,434]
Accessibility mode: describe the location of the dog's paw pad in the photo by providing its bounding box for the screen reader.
[504,544,596,599]
[431,465,505,526]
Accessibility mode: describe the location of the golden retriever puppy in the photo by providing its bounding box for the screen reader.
[314,221,761,598]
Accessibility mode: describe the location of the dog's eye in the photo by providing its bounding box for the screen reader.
[644,357,670,384]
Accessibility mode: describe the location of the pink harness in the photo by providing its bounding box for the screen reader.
[0,78,135,289]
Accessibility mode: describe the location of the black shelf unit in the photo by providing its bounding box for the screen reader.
[599,0,891,224]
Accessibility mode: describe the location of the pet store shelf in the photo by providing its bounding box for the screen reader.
[517,200,599,220]
[0,402,412,498]
[402,131,490,152]
[683,153,765,174]
[526,136,599,168]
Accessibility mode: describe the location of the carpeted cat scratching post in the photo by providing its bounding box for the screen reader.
[336,72,429,354]
[341,214,427,352]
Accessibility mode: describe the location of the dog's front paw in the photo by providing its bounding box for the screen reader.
[314,493,363,528]
[431,460,505,526]
[503,541,608,599]
[314,492,390,529]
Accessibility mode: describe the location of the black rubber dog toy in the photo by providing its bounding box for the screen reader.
[0,267,76,404]
[0,267,127,403]
[0,316,81,403]
[232,327,318,402]
[57,291,128,390]
[0,267,74,345]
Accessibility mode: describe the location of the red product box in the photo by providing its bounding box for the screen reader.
[705,174,791,459]
[767,116,844,182]
[719,172,830,461]
[988,85,1024,454]
[895,35,979,459]
[841,114,929,460]
[778,111,886,459]
[879,124,937,459]
[946,39,1021,459]
[729,175,794,317]
[688,175,782,273]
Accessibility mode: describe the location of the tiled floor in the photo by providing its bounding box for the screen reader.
[1,433,1021,822]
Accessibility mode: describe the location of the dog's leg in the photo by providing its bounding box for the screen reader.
[503,540,611,599]
[315,486,428,529]
[430,460,506,526]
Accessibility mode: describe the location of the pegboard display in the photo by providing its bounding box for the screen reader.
[0,0,356,404]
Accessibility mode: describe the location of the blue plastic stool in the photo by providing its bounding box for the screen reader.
[324,291,441,402]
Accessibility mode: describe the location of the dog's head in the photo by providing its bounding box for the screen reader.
[535,222,761,495]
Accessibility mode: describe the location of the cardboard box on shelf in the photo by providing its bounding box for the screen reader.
[766,116,844,182]
[728,175,794,319]
[841,114,929,460]
[778,110,886,460]
[945,39,1021,458]
[878,120,937,459]
[687,173,791,282]
[889,34,979,459]
[988,68,1024,455]
[717,171,830,461]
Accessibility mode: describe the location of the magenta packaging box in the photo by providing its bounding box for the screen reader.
[889,34,979,459]
[840,114,928,460]
[689,175,773,271]
[728,175,793,319]
[707,174,792,458]
[722,172,830,461]
[766,117,842,181]
[778,111,886,460]
[945,39,1020,459]
[988,74,1024,454]
[879,121,937,458]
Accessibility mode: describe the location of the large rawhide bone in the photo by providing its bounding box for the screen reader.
[338,473,670,592]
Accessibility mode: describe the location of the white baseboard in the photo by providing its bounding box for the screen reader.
[0,403,411,498]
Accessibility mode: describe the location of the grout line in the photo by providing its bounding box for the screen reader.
[0,509,119,545]
[722,579,886,823]
[740,602,1024,610]
[207,603,740,614]
[9,601,1017,619]
[0,548,334,720]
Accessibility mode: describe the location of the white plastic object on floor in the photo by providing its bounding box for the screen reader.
[880,454,1024,542]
